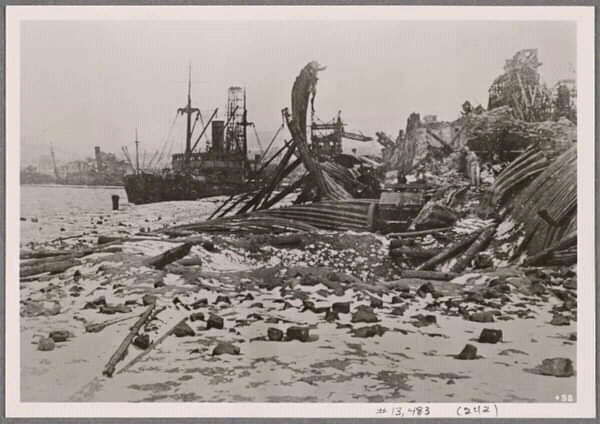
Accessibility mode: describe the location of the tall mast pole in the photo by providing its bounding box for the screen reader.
[135,128,140,174]
[178,63,200,161]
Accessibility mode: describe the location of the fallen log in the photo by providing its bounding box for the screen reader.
[387,227,453,239]
[85,315,138,333]
[21,243,125,262]
[523,233,576,266]
[400,270,458,281]
[416,227,487,271]
[102,304,155,377]
[20,249,72,260]
[117,316,188,375]
[20,258,80,278]
[450,225,497,273]
[146,242,193,270]
[389,246,443,259]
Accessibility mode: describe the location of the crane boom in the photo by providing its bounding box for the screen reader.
[342,130,372,142]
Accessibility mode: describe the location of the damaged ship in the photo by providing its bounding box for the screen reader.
[124,74,254,205]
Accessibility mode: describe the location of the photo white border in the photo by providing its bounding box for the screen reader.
[5,5,596,418]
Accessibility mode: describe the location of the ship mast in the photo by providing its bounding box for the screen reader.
[134,128,140,174]
[178,64,200,158]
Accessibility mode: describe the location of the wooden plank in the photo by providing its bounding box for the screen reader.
[102,304,155,377]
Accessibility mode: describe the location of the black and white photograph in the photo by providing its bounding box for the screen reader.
[5,5,596,418]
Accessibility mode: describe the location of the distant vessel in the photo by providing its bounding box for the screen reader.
[123,70,254,205]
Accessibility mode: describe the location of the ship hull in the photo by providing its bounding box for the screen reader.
[123,172,245,205]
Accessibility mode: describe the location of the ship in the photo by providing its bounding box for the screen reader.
[123,72,255,205]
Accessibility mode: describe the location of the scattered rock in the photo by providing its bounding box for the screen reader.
[455,344,478,360]
[173,297,190,310]
[73,270,82,282]
[202,240,217,252]
[49,330,72,343]
[312,304,331,314]
[212,341,240,356]
[133,334,151,349]
[529,281,546,296]
[391,306,407,316]
[469,311,495,323]
[478,328,503,344]
[142,294,157,306]
[37,337,55,351]
[390,296,404,304]
[568,332,577,341]
[207,314,224,330]
[214,295,231,305]
[189,312,205,322]
[267,327,284,341]
[417,282,435,298]
[332,302,351,314]
[550,314,570,326]
[325,310,339,322]
[301,300,315,312]
[530,358,575,377]
[99,304,132,315]
[190,298,208,309]
[352,324,388,338]
[249,302,264,309]
[370,297,384,309]
[286,326,310,342]
[351,306,379,323]
[173,321,195,337]
[247,313,263,320]
[488,278,511,293]
[410,314,437,327]
[242,293,255,301]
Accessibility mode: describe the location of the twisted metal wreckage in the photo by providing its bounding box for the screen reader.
[163,57,577,268]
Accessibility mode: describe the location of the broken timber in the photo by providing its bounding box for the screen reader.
[416,227,488,271]
[146,242,193,269]
[450,225,497,273]
[117,316,188,375]
[102,304,155,377]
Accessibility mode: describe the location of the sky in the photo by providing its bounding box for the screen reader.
[18,13,576,166]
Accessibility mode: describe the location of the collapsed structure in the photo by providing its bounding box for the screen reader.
[203,51,577,269]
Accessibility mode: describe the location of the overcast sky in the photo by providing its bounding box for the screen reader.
[20,17,576,163]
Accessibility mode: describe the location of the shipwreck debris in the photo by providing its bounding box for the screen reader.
[102,304,155,377]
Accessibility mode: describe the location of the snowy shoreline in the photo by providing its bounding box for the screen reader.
[18,196,577,403]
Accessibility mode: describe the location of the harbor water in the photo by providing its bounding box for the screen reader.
[19,184,224,247]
